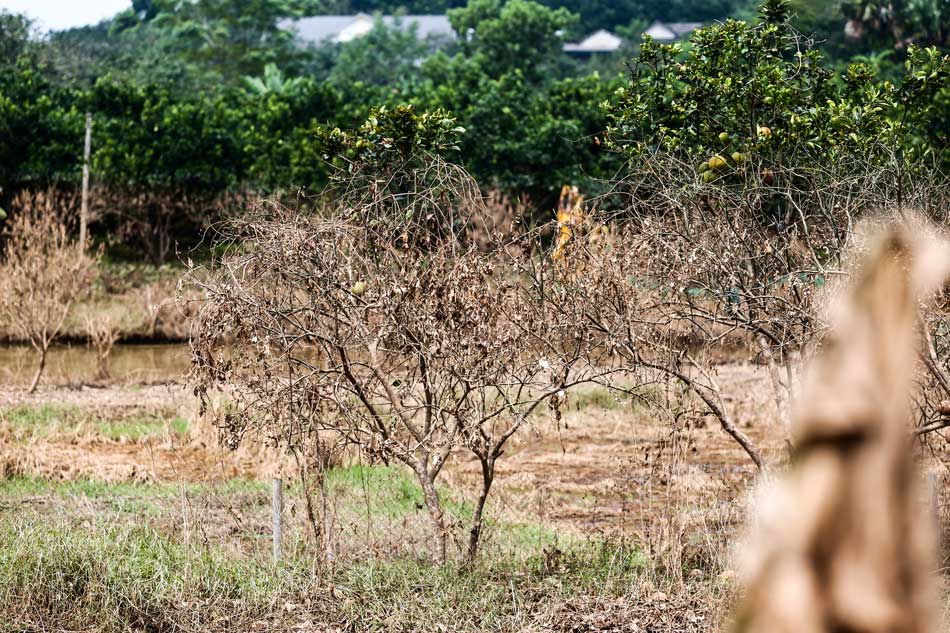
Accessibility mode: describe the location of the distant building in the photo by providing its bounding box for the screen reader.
[642,20,703,42]
[283,15,701,54]
[282,13,455,45]
[563,29,624,56]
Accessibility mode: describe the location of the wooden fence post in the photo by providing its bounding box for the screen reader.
[272,477,283,562]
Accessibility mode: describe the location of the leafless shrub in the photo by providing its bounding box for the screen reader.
[80,312,121,381]
[75,295,158,382]
[604,155,950,447]
[8,188,84,229]
[0,204,97,392]
[188,195,602,564]
[733,226,949,633]
[329,143,483,253]
[530,216,766,468]
[466,189,527,254]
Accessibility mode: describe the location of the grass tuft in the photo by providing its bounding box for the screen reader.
[1,404,189,442]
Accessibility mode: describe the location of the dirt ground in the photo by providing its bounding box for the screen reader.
[1,363,785,535]
[456,363,783,531]
[8,364,947,633]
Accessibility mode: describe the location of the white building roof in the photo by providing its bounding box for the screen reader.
[563,29,624,54]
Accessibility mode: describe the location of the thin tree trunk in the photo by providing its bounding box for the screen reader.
[28,345,47,394]
[640,356,764,469]
[785,346,802,420]
[291,444,325,573]
[94,343,111,380]
[466,456,494,562]
[757,335,791,438]
[418,468,447,565]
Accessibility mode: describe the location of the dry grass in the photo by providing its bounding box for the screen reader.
[3,298,949,632]
[0,364,779,631]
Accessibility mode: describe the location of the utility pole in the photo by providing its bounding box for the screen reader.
[80,112,92,250]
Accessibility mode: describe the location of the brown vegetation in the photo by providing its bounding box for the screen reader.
[0,203,97,392]
[735,227,950,633]
[188,196,612,564]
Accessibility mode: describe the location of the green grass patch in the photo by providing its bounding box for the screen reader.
[1,403,80,431]
[0,468,658,632]
[572,386,623,411]
[0,474,179,500]
[326,464,473,520]
[326,463,425,513]
[0,514,648,632]
[97,414,189,441]
[0,475,274,522]
[334,541,648,631]
[0,474,265,503]
[0,404,189,441]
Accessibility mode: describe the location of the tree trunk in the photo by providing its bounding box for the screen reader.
[95,349,110,381]
[28,346,47,394]
[785,346,802,420]
[466,456,494,563]
[757,335,791,438]
[417,468,447,565]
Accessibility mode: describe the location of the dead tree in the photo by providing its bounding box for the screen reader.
[610,155,950,445]
[189,192,602,564]
[0,205,97,392]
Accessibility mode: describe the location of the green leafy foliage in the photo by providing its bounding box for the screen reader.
[131,0,313,81]
[327,16,439,89]
[1,0,949,261]
[90,79,244,192]
[417,60,620,200]
[317,104,476,239]
[320,104,464,166]
[448,0,576,80]
[1,0,622,215]
[607,1,949,181]
[0,39,84,190]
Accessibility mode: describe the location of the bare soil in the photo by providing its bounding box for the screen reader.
[1,363,785,534]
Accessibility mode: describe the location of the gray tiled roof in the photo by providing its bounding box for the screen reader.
[643,20,703,41]
[282,14,455,45]
[280,15,356,43]
[668,22,704,36]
